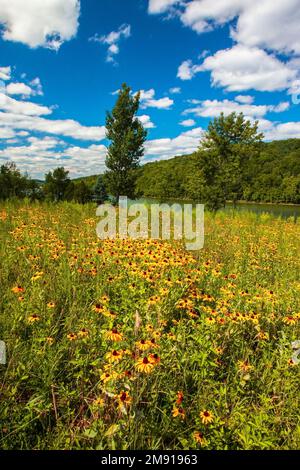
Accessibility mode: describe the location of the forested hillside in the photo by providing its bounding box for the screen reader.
[135,139,300,204]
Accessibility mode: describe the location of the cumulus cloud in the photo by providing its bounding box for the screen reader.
[148,0,180,14]
[90,24,131,64]
[0,138,108,179]
[137,114,156,129]
[0,93,52,116]
[6,82,34,97]
[144,127,204,161]
[0,66,11,81]
[169,87,181,94]
[180,119,196,127]
[138,89,174,109]
[0,0,80,50]
[0,111,106,141]
[180,45,297,92]
[150,0,300,56]
[183,98,290,119]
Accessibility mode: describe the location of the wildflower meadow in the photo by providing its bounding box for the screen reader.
[0,201,299,450]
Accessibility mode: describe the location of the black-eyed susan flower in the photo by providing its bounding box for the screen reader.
[105,328,123,342]
[106,349,123,363]
[12,285,25,294]
[200,410,214,425]
[135,356,154,373]
[117,391,132,406]
[67,333,77,341]
[27,314,40,324]
[193,431,207,446]
[78,328,89,338]
[172,406,185,419]
[47,302,55,308]
[149,353,160,365]
[93,397,105,407]
[136,339,150,351]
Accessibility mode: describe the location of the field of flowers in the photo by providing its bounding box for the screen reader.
[0,201,300,450]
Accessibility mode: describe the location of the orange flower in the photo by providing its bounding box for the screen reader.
[12,285,25,294]
[176,391,184,405]
[149,353,160,365]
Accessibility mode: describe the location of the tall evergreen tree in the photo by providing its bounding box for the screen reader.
[105,83,147,201]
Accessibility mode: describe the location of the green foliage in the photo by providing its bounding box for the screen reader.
[0,202,299,449]
[73,181,92,204]
[0,162,41,201]
[197,113,264,211]
[136,137,300,206]
[93,175,108,204]
[44,167,73,202]
[105,83,147,200]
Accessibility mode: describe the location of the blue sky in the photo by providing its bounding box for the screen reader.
[0,0,300,178]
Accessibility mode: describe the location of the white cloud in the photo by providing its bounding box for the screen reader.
[144,127,204,161]
[137,114,156,129]
[148,0,180,14]
[0,0,80,50]
[138,89,174,109]
[169,87,181,94]
[6,82,34,97]
[0,137,108,179]
[0,66,11,81]
[195,45,297,92]
[263,121,300,141]
[152,0,300,56]
[0,93,52,116]
[30,78,44,96]
[0,111,106,141]
[180,119,196,127]
[90,24,131,64]
[0,127,15,139]
[235,95,254,104]
[183,98,290,119]
[177,60,196,81]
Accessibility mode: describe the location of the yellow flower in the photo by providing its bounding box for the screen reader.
[93,397,105,407]
[78,328,89,338]
[106,349,123,363]
[172,406,185,419]
[200,410,214,425]
[135,356,154,374]
[27,314,40,324]
[136,339,151,351]
[193,431,207,446]
[47,302,55,308]
[67,333,77,341]
[105,328,123,342]
[238,360,253,372]
[117,391,132,406]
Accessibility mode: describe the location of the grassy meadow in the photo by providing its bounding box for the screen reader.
[0,201,300,450]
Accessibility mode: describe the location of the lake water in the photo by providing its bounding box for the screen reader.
[131,198,300,220]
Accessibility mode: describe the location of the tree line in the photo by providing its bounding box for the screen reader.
[1,83,299,209]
